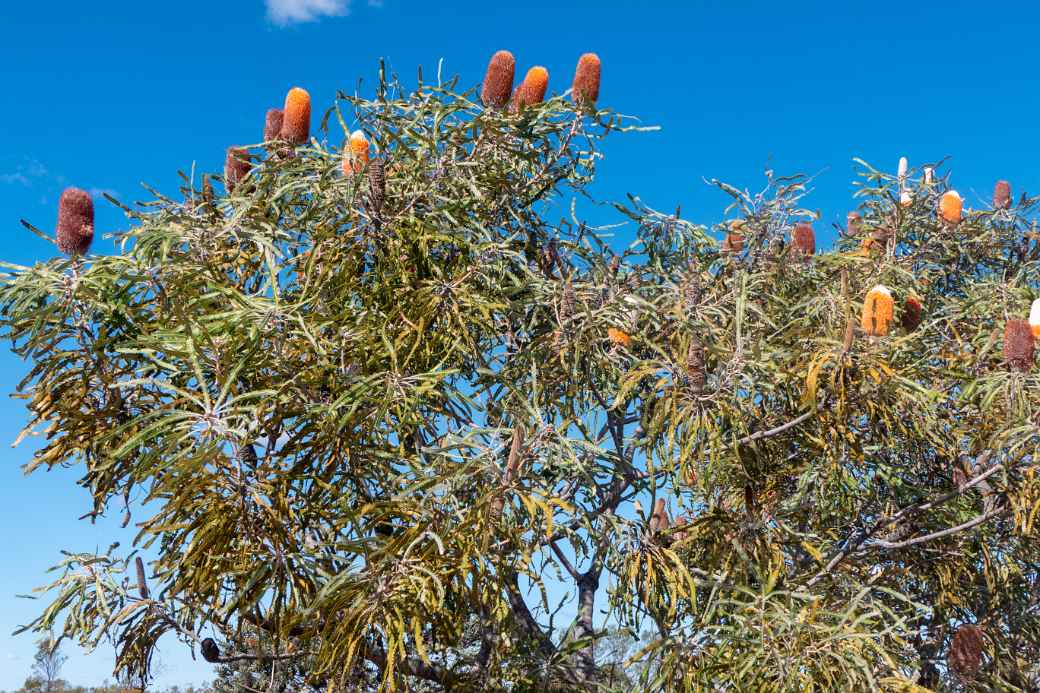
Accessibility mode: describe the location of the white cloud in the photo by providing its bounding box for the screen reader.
[266,0,351,25]
[0,158,48,186]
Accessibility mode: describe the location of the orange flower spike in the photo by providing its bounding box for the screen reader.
[607,327,632,347]
[571,52,601,106]
[1005,319,1036,371]
[993,180,1012,210]
[861,285,894,336]
[1029,298,1040,338]
[280,87,311,145]
[56,187,94,256]
[939,190,963,224]
[344,130,370,174]
[792,222,815,256]
[513,66,549,109]
[480,50,515,108]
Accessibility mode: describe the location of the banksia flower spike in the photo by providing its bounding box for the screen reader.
[902,295,923,331]
[280,87,311,145]
[1029,298,1040,338]
[846,211,862,236]
[948,624,985,676]
[792,222,815,257]
[344,130,371,175]
[861,285,894,337]
[571,52,601,107]
[649,498,670,533]
[224,147,251,193]
[939,190,963,224]
[686,339,706,395]
[722,220,744,254]
[923,166,934,185]
[55,187,94,256]
[263,108,284,142]
[607,327,632,347]
[900,191,912,207]
[1004,319,1035,371]
[897,156,908,190]
[993,179,1012,209]
[200,638,221,663]
[513,66,549,109]
[368,158,386,217]
[481,50,515,109]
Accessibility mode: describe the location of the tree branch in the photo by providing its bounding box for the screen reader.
[868,507,1007,549]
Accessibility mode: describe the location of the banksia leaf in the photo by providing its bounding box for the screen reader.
[993,179,1012,209]
[135,556,149,600]
[948,624,984,676]
[861,285,894,337]
[280,87,311,145]
[263,108,284,142]
[1030,298,1040,338]
[1004,319,1034,371]
[368,158,385,216]
[649,498,670,533]
[607,327,632,347]
[480,50,515,108]
[200,638,221,663]
[344,130,370,175]
[224,147,251,193]
[791,222,815,257]
[571,52,601,106]
[513,66,549,109]
[902,295,923,331]
[939,190,963,223]
[55,187,94,256]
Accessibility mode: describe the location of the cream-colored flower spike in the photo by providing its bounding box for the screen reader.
[1030,298,1040,338]
[900,191,912,207]
[897,156,908,190]
[923,167,934,184]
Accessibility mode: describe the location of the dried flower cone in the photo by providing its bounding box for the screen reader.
[902,295,923,331]
[993,179,1012,209]
[681,268,701,316]
[846,211,862,236]
[649,498,670,533]
[1029,298,1040,338]
[201,638,221,663]
[135,556,149,600]
[224,147,251,193]
[481,50,515,108]
[792,222,815,258]
[368,158,386,216]
[263,108,284,143]
[513,66,549,109]
[280,87,311,145]
[561,281,576,320]
[344,130,370,175]
[1004,319,1035,371]
[948,624,984,676]
[571,53,601,106]
[686,339,706,395]
[56,187,94,255]
[939,190,963,223]
[861,285,894,337]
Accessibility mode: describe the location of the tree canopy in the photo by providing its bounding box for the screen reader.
[4,53,1040,691]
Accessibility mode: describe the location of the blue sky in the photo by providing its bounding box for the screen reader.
[2,0,1039,688]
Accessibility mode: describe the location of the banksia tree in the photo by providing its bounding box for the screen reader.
[994,179,1012,209]
[280,86,311,145]
[571,52,601,107]
[513,66,549,109]
[1004,319,1034,371]
[480,49,515,108]
[9,57,1040,693]
[263,108,284,142]
[54,187,94,256]
[861,284,894,336]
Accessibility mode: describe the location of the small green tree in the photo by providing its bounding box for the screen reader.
[5,54,1040,691]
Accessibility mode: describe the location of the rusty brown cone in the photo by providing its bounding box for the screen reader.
[56,187,94,256]
[481,50,515,108]
[948,624,985,676]
[792,222,816,257]
[571,53,601,106]
[902,296,923,331]
[264,108,284,142]
[224,147,251,193]
[1004,319,1035,371]
[993,179,1012,210]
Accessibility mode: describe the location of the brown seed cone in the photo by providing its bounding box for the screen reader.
[200,637,221,663]
[280,87,311,145]
[135,556,149,600]
[1004,319,1035,371]
[649,498,670,533]
[561,280,576,320]
[571,52,601,106]
[224,147,251,193]
[263,108,284,143]
[993,179,1012,210]
[513,66,549,109]
[686,339,706,395]
[56,187,94,256]
[681,267,701,315]
[368,158,386,217]
[948,624,985,676]
[791,222,816,258]
[902,295,923,331]
[481,50,515,108]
